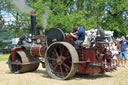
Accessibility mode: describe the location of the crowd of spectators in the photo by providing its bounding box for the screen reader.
[110,36,128,67]
[71,25,128,68]
[86,25,128,68]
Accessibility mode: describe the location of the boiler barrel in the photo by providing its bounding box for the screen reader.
[30,44,46,57]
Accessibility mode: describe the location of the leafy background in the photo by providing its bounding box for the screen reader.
[0,0,128,42]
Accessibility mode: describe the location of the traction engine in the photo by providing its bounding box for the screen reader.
[7,11,115,80]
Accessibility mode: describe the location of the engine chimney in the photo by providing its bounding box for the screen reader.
[30,10,36,41]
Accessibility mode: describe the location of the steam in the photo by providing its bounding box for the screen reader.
[11,0,33,14]
[42,7,49,30]
[11,0,49,31]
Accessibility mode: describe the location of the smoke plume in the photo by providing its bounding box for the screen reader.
[42,7,49,30]
[11,0,33,14]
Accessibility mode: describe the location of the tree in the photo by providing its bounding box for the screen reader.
[2,0,128,38]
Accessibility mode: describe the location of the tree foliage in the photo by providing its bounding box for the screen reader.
[1,0,128,38]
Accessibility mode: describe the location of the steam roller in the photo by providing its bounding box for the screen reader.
[7,10,115,80]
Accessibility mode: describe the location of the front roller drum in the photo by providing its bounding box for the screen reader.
[45,42,79,79]
[7,51,39,73]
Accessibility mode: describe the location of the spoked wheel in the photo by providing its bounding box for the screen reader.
[8,51,39,73]
[45,42,79,79]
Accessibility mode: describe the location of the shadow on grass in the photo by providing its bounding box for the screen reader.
[6,69,50,78]
[34,69,112,80]
[6,68,112,80]
[72,73,112,80]
[35,69,50,78]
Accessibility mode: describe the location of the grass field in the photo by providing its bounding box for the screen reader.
[0,54,128,85]
[0,54,9,61]
[0,61,128,85]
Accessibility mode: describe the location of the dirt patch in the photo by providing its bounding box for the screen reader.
[0,61,128,85]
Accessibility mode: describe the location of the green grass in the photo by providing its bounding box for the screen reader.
[0,54,10,61]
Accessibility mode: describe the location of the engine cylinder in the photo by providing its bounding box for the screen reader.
[30,44,46,57]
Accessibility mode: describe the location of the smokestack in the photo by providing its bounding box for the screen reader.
[30,10,36,41]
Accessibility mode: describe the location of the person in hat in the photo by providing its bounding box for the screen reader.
[70,26,85,45]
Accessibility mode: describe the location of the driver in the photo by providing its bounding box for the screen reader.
[70,26,85,45]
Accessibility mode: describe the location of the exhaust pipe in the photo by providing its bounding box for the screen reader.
[30,10,36,41]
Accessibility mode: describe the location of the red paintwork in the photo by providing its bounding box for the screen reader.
[30,44,46,57]
[11,47,23,61]
[64,34,106,74]
[96,43,103,47]
[77,48,103,74]
[65,34,76,43]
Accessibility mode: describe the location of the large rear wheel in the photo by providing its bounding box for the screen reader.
[45,42,79,79]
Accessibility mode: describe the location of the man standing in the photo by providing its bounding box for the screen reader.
[70,26,85,45]
[95,25,105,42]
[96,25,105,38]
[119,36,128,67]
